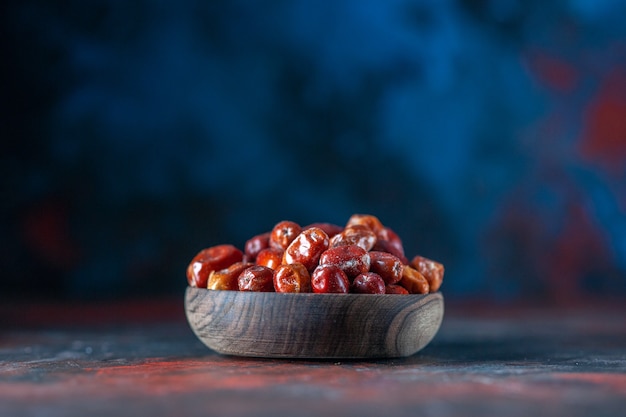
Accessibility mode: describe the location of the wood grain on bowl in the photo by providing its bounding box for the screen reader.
[185,287,443,358]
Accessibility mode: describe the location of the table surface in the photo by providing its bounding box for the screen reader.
[1,297,626,417]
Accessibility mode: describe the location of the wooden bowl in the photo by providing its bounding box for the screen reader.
[185,287,444,359]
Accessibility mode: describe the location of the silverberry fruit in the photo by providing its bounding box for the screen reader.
[270,221,302,250]
[208,261,252,291]
[311,264,350,293]
[273,263,312,293]
[351,272,386,294]
[283,227,330,272]
[187,245,243,288]
[319,245,370,279]
[238,265,275,292]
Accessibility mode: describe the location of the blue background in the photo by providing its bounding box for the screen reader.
[3,0,626,303]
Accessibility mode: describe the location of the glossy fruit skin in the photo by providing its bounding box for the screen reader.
[369,251,404,285]
[255,248,284,270]
[351,272,386,294]
[244,232,270,262]
[186,214,444,295]
[319,245,370,279]
[345,214,384,235]
[273,263,311,293]
[208,261,252,291]
[372,227,407,264]
[311,264,350,293]
[270,221,302,250]
[400,266,430,294]
[303,222,344,238]
[410,255,444,292]
[385,284,409,294]
[330,225,377,251]
[187,245,244,288]
[283,227,330,272]
[238,265,275,292]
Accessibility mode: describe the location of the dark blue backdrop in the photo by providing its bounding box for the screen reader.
[3,0,626,302]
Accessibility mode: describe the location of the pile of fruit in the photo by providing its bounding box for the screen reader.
[186,214,443,294]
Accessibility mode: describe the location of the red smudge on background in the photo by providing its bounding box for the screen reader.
[525,50,579,93]
[545,204,610,304]
[578,68,626,173]
[1,297,184,329]
[486,143,613,304]
[21,198,81,269]
[555,373,626,395]
[487,43,626,304]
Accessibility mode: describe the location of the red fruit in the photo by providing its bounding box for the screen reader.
[351,272,386,294]
[187,244,243,288]
[270,221,302,250]
[319,245,370,279]
[369,251,404,285]
[311,264,350,293]
[283,227,330,272]
[273,263,311,293]
[238,265,275,292]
